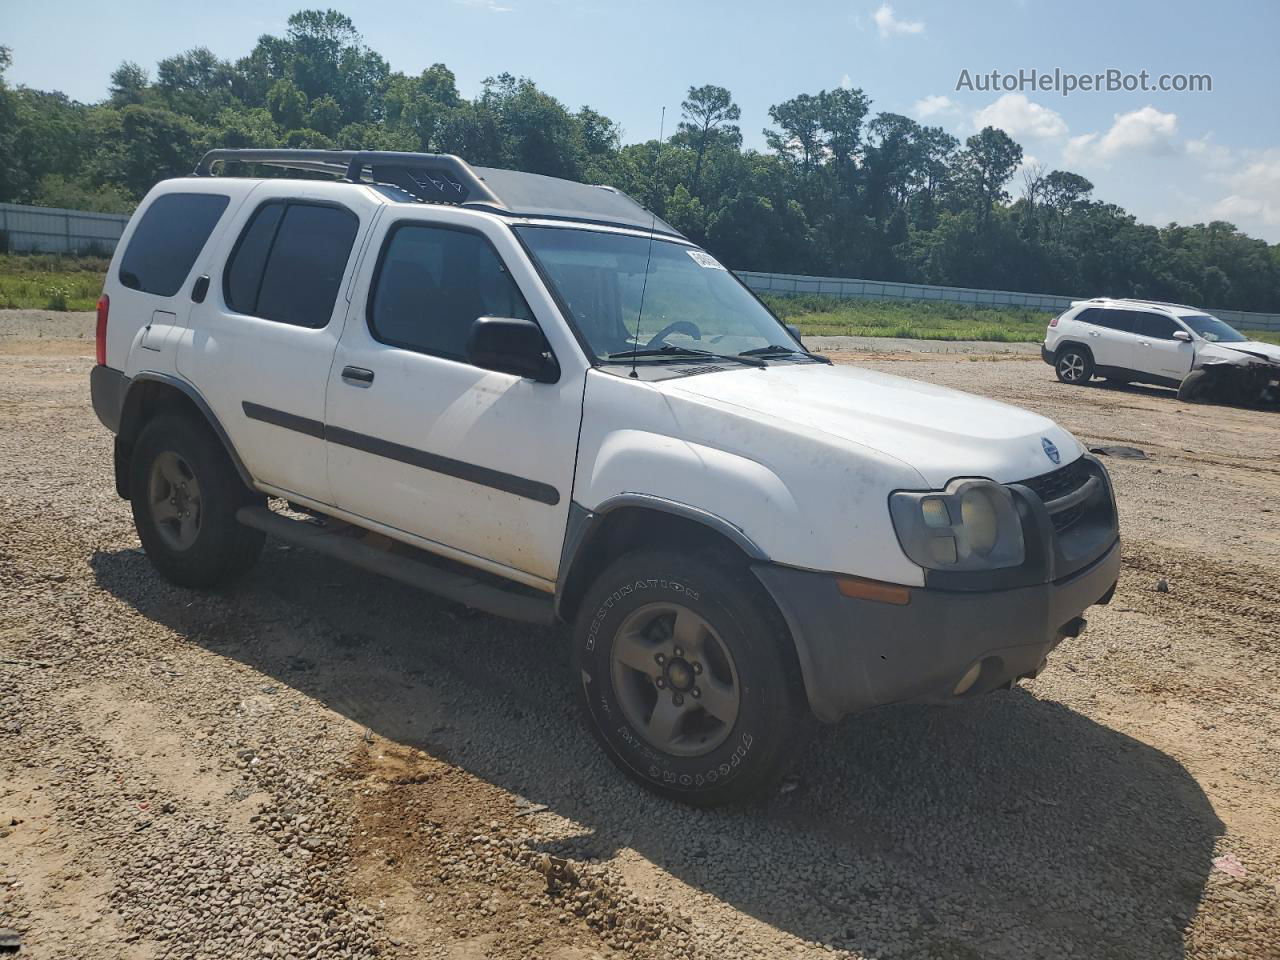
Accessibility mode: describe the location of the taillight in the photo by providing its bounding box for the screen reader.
[95,294,109,366]
[1049,313,1060,327]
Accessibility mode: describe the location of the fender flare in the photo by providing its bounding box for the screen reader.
[554,494,768,619]
[1053,340,1095,362]
[119,372,255,490]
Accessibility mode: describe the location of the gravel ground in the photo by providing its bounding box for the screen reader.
[1,331,1278,960]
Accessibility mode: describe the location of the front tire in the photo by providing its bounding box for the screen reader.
[1055,346,1094,385]
[572,549,808,806]
[130,413,265,587]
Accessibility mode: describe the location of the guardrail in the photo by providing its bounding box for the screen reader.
[737,270,1280,334]
[0,203,129,255]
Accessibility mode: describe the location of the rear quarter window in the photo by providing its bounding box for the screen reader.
[118,193,230,296]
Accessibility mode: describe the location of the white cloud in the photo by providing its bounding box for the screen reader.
[973,93,1068,141]
[1211,149,1280,227]
[454,0,513,11]
[840,74,853,90]
[872,4,924,37]
[1062,106,1179,166]
[912,94,959,120]
[1185,134,1233,169]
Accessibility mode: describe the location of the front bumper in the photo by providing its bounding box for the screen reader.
[754,537,1120,723]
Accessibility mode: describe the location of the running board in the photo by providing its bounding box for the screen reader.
[236,506,555,625]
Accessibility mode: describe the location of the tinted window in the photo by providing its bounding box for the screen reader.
[119,193,229,296]
[369,224,531,360]
[1091,310,1137,333]
[1136,313,1180,339]
[225,202,284,314]
[224,201,359,328]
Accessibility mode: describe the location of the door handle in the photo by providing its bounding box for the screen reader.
[341,366,375,386]
[191,275,210,303]
[1088,330,1099,336]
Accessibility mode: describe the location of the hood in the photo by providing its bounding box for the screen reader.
[656,362,1081,489]
[1203,340,1280,365]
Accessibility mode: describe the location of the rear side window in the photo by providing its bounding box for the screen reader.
[368,223,532,361]
[1092,310,1137,333]
[118,193,230,296]
[224,201,359,328]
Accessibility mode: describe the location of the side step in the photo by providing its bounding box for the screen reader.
[236,506,556,625]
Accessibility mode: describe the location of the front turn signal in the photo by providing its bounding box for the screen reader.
[836,576,911,606]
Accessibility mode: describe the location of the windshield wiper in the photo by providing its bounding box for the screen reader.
[738,344,832,364]
[605,345,766,368]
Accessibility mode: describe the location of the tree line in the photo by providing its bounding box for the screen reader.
[2,10,1278,312]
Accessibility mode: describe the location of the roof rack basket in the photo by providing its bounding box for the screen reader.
[193,149,503,207]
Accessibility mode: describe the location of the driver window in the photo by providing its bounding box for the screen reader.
[367,223,532,362]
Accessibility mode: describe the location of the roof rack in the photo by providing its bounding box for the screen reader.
[1073,296,1201,312]
[194,149,503,206]
[192,148,682,238]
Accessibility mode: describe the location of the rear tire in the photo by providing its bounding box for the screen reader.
[1054,346,1094,385]
[572,548,809,806]
[130,413,265,587]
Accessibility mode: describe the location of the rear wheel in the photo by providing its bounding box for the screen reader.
[130,414,265,587]
[572,548,808,806]
[1055,346,1094,385]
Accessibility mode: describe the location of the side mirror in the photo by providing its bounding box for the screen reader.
[466,316,559,383]
[1172,330,1192,342]
[786,323,803,343]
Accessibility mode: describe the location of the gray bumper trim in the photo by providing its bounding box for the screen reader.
[90,365,128,434]
[754,538,1121,723]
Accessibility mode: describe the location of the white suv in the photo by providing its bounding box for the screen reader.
[91,149,1121,805]
[1043,297,1280,404]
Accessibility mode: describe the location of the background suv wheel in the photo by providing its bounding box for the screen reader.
[1055,346,1094,385]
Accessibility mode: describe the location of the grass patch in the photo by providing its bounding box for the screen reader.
[0,254,109,311]
[762,293,1051,343]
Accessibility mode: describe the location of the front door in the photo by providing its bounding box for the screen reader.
[177,182,380,504]
[325,211,586,587]
[1133,313,1195,381]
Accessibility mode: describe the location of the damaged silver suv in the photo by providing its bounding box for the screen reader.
[1043,298,1280,404]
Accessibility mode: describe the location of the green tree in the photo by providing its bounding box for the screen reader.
[676,85,741,197]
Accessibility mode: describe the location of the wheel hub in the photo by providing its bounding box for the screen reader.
[609,602,741,758]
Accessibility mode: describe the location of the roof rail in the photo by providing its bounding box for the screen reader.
[193,149,503,207]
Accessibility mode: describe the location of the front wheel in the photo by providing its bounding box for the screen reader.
[572,549,808,806]
[1055,346,1094,385]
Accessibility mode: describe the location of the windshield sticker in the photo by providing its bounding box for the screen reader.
[686,250,726,270]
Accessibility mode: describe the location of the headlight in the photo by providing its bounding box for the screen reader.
[890,479,1025,571]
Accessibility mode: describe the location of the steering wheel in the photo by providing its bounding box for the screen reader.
[644,320,702,350]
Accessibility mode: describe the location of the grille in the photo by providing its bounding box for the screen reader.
[1017,458,1093,533]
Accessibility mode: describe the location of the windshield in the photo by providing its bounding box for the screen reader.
[1181,313,1248,343]
[515,226,802,362]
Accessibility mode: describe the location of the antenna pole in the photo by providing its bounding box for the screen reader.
[630,106,665,379]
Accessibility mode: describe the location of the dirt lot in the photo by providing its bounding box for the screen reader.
[1,328,1278,960]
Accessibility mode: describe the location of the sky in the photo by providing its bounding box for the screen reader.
[5,0,1279,241]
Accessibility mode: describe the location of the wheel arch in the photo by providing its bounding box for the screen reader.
[1054,340,1095,363]
[555,496,767,624]
[115,373,253,499]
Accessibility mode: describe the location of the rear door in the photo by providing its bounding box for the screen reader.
[176,182,381,504]
[325,210,586,587]
[1133,313,1195,381]
[1082,308,1140,370]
